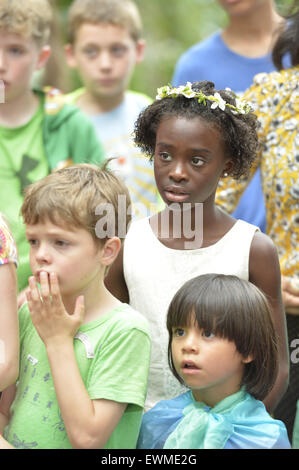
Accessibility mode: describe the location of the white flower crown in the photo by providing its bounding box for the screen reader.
[156,82,252,115]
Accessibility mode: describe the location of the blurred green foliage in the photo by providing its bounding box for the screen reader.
[132,0,227,98]
[49,0,294,98]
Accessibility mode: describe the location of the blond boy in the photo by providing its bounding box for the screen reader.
[0,164,151,449]
[65,0,160,219]
[0,0,105,293]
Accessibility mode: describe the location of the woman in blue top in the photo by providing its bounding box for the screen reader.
[137,273,290,449]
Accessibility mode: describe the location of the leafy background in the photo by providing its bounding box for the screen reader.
[45,0,293,98]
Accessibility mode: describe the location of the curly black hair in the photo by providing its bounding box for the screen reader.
[134,81,259,179]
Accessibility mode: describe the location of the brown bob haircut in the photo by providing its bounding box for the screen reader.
[166,273,278,401]
[21,163,131,246]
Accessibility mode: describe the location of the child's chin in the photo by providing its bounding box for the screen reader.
[59,285,76,297]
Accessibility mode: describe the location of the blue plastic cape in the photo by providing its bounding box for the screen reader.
[137,388,290,449]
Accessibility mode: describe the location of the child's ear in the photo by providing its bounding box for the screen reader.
[36,46,51,70]
[242,354,254,364]
[100,237,121,267]
[135,39,146,64]
[222,158,234,178]
[64,43,77,69]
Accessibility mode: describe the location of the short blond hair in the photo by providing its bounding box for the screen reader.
[67,0,143,44]
[21,163,132,246]
[0,0,53,47]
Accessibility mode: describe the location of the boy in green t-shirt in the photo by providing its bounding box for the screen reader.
[0,0,106,294]
[0,164,151,449]
[64,0,161,219]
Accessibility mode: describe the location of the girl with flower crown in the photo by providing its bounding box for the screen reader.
[137,274,290,449]
[105,80,288,416]
[0,213,19,391]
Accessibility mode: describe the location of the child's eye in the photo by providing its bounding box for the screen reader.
[110,45,127,57]
[83,48,98,58]
[55,240,69,247]
[9,47,24,56]
[191,157,204,167]
[159,152,172,162]
[173,328,185,337]
[202,331,215,339]
[28,239,38,246]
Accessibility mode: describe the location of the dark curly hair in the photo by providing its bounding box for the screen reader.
[134,81,259,179]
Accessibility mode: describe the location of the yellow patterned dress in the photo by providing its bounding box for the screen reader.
[216,67,299,445]
[0,213,18,266]
[216,66,299,280]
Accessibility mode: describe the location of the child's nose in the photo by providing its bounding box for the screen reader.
[169,161,188,182]
[182,334,199,353]
[98,51,113,69]
[35,245,51,264]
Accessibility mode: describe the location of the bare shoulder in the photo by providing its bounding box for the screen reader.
[250,230,279,259]
[249,231,281,293]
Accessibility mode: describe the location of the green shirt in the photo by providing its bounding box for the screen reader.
[4,303,151,449]
[0,98,47,289]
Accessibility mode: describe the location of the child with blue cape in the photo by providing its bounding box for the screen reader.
[137,274,290,449]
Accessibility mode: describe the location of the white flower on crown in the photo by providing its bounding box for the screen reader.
[210,92,227,111]
[155,83,252,115]
[236,98,253,114]
[179,82,196,98]
[235,98,245,114]
[156,85,171,100]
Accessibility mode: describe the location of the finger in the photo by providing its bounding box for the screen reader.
[285,307,299,316]
[287,295,299,306]
[25,288,32,306]
[39,271,50,301]
[282,291,299,308]
[26,289,36,318]
[28,276,42,304]
[49,272,63,307]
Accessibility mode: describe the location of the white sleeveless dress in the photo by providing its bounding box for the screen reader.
[124,217,259,410]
